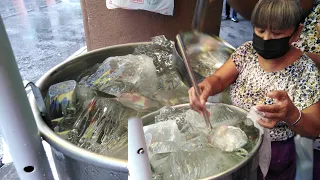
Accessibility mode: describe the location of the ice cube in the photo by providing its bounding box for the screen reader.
[144,120,182,142]
[207,125,248,152]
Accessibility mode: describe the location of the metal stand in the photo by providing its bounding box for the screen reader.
[0,16,54,180]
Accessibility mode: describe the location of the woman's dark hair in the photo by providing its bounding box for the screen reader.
[251,0,302,30]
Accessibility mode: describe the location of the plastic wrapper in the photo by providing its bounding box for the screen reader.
[80,54,158,97]
[295,135,314,180]
[247,106,271,178]
[47,80,77,118]
[133,35,175,76]
[133,36,190,106]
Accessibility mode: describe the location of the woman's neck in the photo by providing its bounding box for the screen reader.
[258,47,303,72]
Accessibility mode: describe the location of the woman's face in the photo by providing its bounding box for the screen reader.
[254,27,295,41]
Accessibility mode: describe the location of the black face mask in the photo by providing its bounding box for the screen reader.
[252,33,291,60]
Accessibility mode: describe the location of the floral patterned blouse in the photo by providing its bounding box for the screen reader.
[230,41,320,142]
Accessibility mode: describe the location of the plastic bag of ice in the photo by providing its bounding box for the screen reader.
[163,149,242,180]
[207,125,248,152]
[144,120,183,155]
[184,109,208,132]
[81,54,158,97]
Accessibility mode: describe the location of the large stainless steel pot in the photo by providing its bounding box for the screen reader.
[28,42,242,180]
[142,103,263,180]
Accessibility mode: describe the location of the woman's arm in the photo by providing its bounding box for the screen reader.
[189,57,239,113]
[306,52,320,68]
[204,57,239,95]
[288,102,320,138]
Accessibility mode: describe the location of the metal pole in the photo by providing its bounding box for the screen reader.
[0,16,54,180]
[128,117,152,180]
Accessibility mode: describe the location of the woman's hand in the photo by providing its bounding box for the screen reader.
[188,80,213,114]
[255,90,300,129]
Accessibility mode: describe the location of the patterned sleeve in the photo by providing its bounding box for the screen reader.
[293,4,320,54]
[231,41,253,73]
[295,59,320,110]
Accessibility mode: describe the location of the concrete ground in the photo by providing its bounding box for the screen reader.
[0,0,252,178]
[0,0,86,82]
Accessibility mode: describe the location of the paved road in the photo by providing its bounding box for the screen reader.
[0,0,85,82]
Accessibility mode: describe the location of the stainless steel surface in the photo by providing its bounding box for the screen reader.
[30,43,150,180]
[172,32,236,88]
[142,103,263,180]
[176,34,212,130]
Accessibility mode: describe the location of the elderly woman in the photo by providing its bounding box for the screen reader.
[189,0,320,179]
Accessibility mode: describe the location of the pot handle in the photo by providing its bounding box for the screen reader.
[24,80,53,129]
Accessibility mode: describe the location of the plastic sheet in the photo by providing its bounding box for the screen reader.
[80,54,158,97]
[133,35,175,76]
[247,106,271,178]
